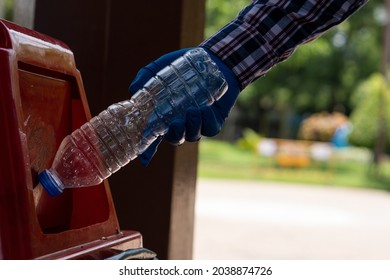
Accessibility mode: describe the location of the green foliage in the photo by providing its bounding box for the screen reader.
[236,128,262,151]
[348,73,390,150]
[3,0,14,20]
[205,0,251,37]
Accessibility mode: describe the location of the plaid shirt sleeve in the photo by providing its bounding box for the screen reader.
[200,0,368,90]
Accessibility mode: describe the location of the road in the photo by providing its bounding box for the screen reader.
[193,179,390,259]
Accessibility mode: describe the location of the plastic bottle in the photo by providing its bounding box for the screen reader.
[38,48,227,197]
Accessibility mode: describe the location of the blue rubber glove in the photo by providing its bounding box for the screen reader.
[129,47,240,166]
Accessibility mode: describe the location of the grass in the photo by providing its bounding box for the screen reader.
[197,138,390,191]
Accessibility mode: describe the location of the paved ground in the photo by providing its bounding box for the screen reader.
[193,179,390,259]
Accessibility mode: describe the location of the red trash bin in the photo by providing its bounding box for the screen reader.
[0,19,142,260]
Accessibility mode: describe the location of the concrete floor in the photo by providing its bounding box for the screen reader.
[193,179,390,259]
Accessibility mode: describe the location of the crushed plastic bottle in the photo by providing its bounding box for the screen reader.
[38,48,227,197]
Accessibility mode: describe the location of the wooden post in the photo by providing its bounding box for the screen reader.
[13,0,36,28]
[33,0,205,259]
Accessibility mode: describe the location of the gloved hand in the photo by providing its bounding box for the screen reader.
[129,47,241,166]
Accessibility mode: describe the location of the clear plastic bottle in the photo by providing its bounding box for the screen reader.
[38,48,227,197]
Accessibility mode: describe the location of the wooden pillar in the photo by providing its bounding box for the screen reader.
[13,0,36,28]
[33,0,205,259]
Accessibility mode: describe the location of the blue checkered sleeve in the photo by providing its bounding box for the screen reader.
[200,0,368,90]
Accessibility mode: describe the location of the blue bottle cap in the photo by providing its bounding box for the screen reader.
[38,170,64,197]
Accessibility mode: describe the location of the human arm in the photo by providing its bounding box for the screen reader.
[201,0,368,89]
[130,0,368,165]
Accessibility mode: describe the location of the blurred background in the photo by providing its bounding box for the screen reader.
[199,0,390,186]
[193,0,390,259]
[2,0,390,259]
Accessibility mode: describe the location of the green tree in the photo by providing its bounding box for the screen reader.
[205,0,251,37]
[349,73,390,153]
